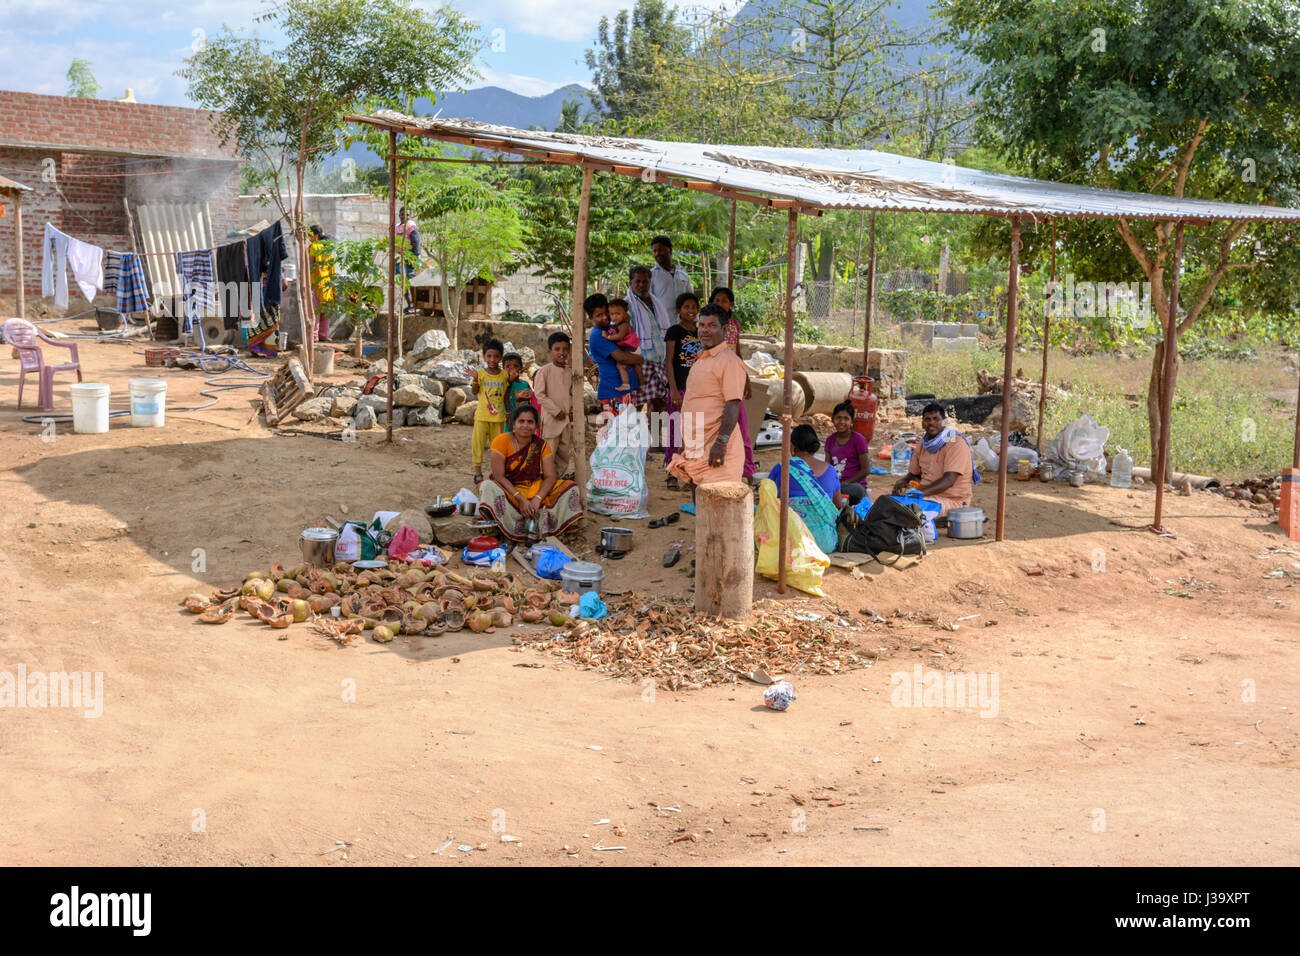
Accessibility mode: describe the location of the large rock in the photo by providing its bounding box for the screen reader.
[366,358,405,379]
[394,371,424,391]
[335,392,359,417]
[356,393,389,412]
[391,384,438,407]
[406,403,443,427]
[429,360,473,387]
[384,507,434,543]
[419,376,445,396]
[443,386,469,416]
[430,515,477,548]
[454,401,478,425]
[352,406,377,430]
[409,328,451,363]
[291,395,336,421]
[378,407,407,427]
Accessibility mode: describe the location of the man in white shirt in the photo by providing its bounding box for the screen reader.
[626,264,674,414]
[650,235,693,307]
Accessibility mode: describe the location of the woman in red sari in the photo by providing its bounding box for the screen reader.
[477,404,583,542]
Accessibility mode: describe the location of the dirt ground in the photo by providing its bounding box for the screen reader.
[1,335,1297,867]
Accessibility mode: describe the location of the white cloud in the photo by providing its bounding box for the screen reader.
[446,0,743,43]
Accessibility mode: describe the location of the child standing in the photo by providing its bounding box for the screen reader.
[532,331,574,477]
[503,352,541,418]
[470,338,509,484]
[602,298,640,392]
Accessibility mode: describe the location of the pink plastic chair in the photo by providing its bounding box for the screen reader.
[3,318,82,410]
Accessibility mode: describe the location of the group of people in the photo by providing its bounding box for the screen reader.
[458,233,981,556]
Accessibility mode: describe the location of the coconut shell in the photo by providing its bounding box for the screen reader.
[372,625,395,644]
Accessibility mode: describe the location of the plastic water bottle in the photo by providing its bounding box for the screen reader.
[1110,447,1133,488]
[890,442,913,476]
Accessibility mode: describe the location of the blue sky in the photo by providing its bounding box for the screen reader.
[0,0,741,104]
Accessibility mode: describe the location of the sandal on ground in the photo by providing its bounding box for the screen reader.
[665,476,679,491]
[663,543,682,568]
[648,513,680,529]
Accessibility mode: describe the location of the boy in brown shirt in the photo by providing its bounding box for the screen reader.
[891,403,979,515]
[531,331,575,477]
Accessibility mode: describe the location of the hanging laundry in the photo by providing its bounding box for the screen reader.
[246,222,288,314]
[41,223,70,309]
[174,249,216,335]
[215,239,252,330]
[66,235,104,303]
[103,251,149,314]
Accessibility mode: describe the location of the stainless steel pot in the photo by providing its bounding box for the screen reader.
[300,527,339,568]
[1038,461,1056,482]
[599,526,634,552]
[458,500,478,516]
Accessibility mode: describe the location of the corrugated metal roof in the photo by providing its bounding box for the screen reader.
[0,173,32,194]
[348,111,1300,224]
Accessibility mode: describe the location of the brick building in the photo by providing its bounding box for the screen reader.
[0,89,241,313]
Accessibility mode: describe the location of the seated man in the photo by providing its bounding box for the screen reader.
[891,402,980,515]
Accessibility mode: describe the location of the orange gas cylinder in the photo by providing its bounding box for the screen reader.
[848,375,878,443]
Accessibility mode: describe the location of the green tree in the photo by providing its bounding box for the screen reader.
[179,0,478,358]
[585,0,687,121]
[320,237,386,357]
[65,58,99,98]
[939,0,1300,474]
[394,143,530,349]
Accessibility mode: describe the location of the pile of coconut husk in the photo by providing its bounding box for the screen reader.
[513,596,874,691]
[180,562,572,644]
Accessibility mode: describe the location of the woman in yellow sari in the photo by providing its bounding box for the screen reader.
[478,404,583,542]
[308,225,335,342]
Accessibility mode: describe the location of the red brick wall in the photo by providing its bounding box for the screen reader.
[0,90,237,159]
[0,92,243,308]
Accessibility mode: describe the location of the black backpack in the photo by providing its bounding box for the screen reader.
[845,496,928,565]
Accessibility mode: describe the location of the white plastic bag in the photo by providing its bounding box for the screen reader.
[586,405,651,519]
[1045,415,1110,474]
[335,524,361,562]
[974,437,1039,473]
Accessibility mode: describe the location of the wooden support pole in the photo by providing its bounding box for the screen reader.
[1037,219,1057,453]
[995,218,1022,542]
[726,199,737,290]
[862,210,877,377]
[570,166,594,501]
[778,208,798,593]
[386,131,397,445]
[852,210,865,334]
[695,481,755,619]
[1152,220,1186,532]
[14,192,25,318]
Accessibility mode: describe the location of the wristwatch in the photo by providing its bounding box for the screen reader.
[716,434,730,444]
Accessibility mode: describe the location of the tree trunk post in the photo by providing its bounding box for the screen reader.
[726,199,737,289]
[1152,220,1186,532]
[1037,219,1057,454]
[863,210,876,377]
[995,217,1022,542]
[386,130,397,446]
[14,191,24,318]
[570,166,594,501]
[778,207,798,593]
[695,481,755,619]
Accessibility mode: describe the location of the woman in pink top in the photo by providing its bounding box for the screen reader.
[709,286,756,481]
[824,402,871,505]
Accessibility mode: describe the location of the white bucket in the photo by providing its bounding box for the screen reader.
[129,378,167,427]
[70,382,110,434]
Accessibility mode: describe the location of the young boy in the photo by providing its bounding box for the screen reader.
[602,298,640,392]
[470,338,509,483]
[532,331,574,477]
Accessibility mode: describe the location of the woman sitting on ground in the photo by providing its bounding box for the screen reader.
[477,404,583,542]
[765,423,844,555]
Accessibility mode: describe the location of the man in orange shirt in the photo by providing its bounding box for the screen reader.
[667,305,748,490]
[891,403,980,515]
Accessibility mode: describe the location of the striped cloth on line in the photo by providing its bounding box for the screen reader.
[102,251,150,314]
[175,249,216,333]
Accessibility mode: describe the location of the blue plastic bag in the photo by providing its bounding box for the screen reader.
[461,546,506,567]
[535,547,571,580]
[577,591,607,620]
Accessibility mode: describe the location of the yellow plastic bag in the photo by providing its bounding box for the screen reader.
[754,478,830,596]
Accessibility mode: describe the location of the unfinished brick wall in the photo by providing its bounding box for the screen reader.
[0,90,241,307]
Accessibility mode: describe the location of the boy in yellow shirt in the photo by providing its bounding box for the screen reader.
[471,338,509,483]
